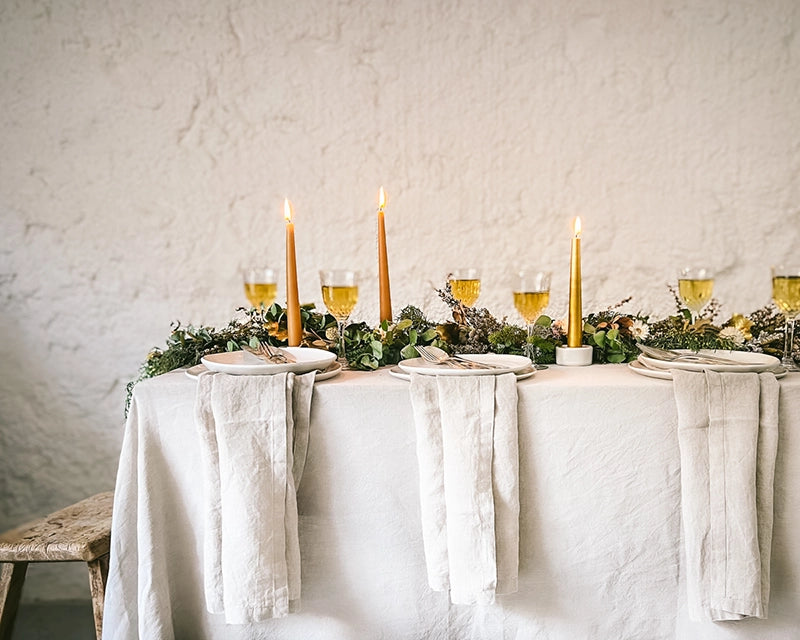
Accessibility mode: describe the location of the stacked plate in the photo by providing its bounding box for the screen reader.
[391,353,535,381]
[188,347,340,380]
[628,349,785,380]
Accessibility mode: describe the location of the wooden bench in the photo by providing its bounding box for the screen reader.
[0,491,114,640]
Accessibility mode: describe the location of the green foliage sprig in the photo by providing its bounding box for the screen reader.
[340,306,447,370]
[582,298,647,363]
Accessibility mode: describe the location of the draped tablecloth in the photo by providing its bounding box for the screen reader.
[103,365,800,640]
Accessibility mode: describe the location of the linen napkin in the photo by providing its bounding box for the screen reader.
[194,370,315,623]
[672,369,779,622]
[409,372,519,605]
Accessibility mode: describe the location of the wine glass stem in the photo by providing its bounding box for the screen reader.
[526,324,535,363]
[337,320,347,361]
[525,321,549,370]
[783,317,797,369]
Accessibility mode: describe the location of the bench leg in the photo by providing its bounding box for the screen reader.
[0,561,28,640]
[87,554,109,640]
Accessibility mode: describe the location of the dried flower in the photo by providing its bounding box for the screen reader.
[630,319,649,340]
[719,326,745,345]
[729,314,754,341]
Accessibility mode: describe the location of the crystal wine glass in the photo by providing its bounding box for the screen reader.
[243,267,278,311]
[320,269,359,364]
[678,267,714,323]
[449,268,481,306]
[513,270,551,370]
[772,264,800,371]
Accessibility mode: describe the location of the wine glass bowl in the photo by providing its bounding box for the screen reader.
[320,269,359,363]
[243,267,278,309]
[772,264,800,371]
[449,268,481,307]
[513,270,551,369]
[678,267,714,322]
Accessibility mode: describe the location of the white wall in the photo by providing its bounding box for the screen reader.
[1,0,798,600]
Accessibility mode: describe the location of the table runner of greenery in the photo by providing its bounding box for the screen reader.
[126,282,792,412]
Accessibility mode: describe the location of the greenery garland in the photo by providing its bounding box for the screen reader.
[126,282,795,412]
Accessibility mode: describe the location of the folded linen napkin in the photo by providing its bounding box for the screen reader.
[194,370,315,623]
[672,369,779,622]
[409,372,519,605]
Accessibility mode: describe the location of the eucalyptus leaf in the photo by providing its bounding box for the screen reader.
[421,328,438,341]
[594,331,606,348]
[400,344,418,359]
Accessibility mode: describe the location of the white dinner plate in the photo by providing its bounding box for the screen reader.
[396,353,533,377]
[638,349,780,373]
[389,366,535,382]
[187,360,342,381]
[628,359,787,380]
[200,347,336,376]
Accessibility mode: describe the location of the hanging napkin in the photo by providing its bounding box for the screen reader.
[409,372,519,605]
[194,370,315,623]
[672,369,779,621]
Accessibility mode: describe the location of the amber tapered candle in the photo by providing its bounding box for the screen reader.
[377,187,392,323]
[567,217,583,348]
[284,199,302,346]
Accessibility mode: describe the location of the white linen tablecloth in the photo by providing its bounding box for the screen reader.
[103,365,800,640]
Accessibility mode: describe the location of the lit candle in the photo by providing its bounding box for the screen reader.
[567,216,582,348]
[284,198,302,346]
[377,186,392,323]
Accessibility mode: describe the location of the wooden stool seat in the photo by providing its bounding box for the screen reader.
[0,491,114,640]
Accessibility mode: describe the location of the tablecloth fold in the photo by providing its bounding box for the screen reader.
[194,370,315,623]
[673,369,779,622]
[409,372,519,605]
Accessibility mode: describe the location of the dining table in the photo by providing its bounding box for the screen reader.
[102,363,800,640]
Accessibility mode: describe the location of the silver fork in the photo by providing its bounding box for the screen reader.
[242,343,291,364]
[415,345,468,368]
[267,342,297,363]
[242,344,281,363]
[260,342,296,363]
[415,345,493,369]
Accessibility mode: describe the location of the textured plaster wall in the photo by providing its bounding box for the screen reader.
[1,0,798,600]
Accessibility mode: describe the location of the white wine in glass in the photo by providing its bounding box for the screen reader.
[320,269,359,363]
[772,264,800,371]
[678,267,714,322]
[514,270,551,369]
[449,268,481,306]
[243,268,278,309]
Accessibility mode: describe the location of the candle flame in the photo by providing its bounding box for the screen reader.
[284,198,293,222]
[573,216,582,237]
[378,186,386,210]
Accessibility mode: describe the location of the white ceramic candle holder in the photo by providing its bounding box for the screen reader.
[555,345,593,366]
